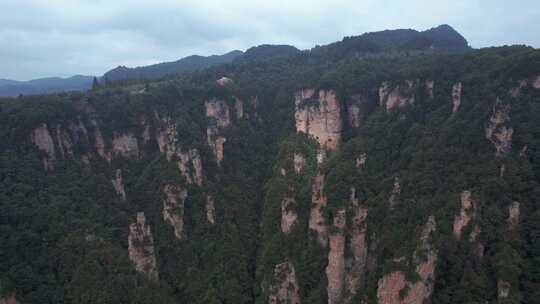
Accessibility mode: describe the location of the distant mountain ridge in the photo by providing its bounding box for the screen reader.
[0,24,470,97]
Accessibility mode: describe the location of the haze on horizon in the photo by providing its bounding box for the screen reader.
[1,0,539,81]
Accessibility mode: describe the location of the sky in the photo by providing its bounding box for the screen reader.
[1,0,539,81]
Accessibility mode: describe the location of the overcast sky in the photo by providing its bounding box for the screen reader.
[1,0,539,80]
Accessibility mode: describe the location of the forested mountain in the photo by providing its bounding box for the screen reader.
[0,75,94,97]
[1,25,540,304]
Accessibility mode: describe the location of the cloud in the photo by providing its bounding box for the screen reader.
[0,0,538,80]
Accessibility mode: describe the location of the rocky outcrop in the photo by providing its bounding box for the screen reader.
[0,293,17,304]
[508,201,520,228]
[388,177,401,208]
[207,126,226,165]
[317,149,327,165]
[293,153,305,174]
[347,95,368,128]
[486,99,513,156]
[309,173,328,246]
[235,97,244,119]
[205,98,231,128]
[89,118,111,161]
[268,261,301,304]
[31,123,56,170]
[295,89,342,150]
[452,82,462,113]
[111,169,127,201]
[345,187,368,302]
[453,190,473,239]
[377,216,437,304]
[216,76,233,86]
[379,81,415,111]
[281,197,298,234]
[162,185,187,240]
[128,212,158,281]
[112,133,139,159]
[533,76,540,89]
[497,280,511,302]
[326,208,346,304]
[55,125,74,159]
[425,80,434,99]
[356,153,367,169]
[206,195,216,224]
[156,115,204,185]
[510,80,528,97]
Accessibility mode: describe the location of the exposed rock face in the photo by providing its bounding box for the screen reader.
[156,115,204,185]
[498,280,511,301]
[89,118,111,162]
[452,82,462,113]
[162,185,187,240]
[293,153,305,174]
[388,177,401,208]
[281,197,298,234]
[379,81,415,111]
[128,212,158,281]
[206,98,231,128]
[56,125,74,159]
[510,80,528,97]
[31,123,56,170]
[295,89,342,150]
[508,201,520,228]
[377,216,437,304]
[112,133,139,159]
[0,293,17,304]
[345,187,368,302]
[317,149,327,165]
[235,97,244,119]
[309,173,328,246]
[356,153,367,168]
[216,76,233,86]
[347,95,368,128]
[486,99,513,156]
[111,169,127,201]
[206,195,216,224]
[453,190,473,239]
[326,208,346,304]
[533,76,540,89]
[139,116,151,145]
[425,80,434,99]
[268,261,301,304]
[207,126,226,165]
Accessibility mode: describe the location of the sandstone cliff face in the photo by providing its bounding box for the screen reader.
[112,133,139,159]
[345,187,368,303]
[111,169,127,201]
[156,115,204,186]
[206,195,216,224]
[55,125,74,159]
[31,123,56,170]
[268,261,301,304]
[162,185,188,240]
[347,95,368,128]
[486,99,513,156]
[379,81,415,111]
[89,118,111,162]
[295,89,342,150]
[498,280,511,301]
[293,153,305,174]
[510,80,528,97]
[206,98,231,128]
[388,177,401,208]
[235,97,244,119]
[326,208,346,304]
[0,293,17,304]
[452,82,462,114]
[453,190,473,239]
[309,173,328,246]
[425,80,434,99]
[281,197,298,234]
[356,153,367,169]
[128,212,158,281]
[377,216,437,304]
[533,76,540,89]
[216,76,233,86]
[207,126,226,165]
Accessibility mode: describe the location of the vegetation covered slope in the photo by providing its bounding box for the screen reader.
[1,28,540,304]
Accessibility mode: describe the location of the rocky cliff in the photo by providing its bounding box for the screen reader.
[128,212,158,281]
[268,261,301,304]
[162,185,188,240]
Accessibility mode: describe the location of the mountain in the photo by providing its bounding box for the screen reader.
[0,75,94,97]
[2,25,540,304]
[236,44,301,62]
[102,50,244,82]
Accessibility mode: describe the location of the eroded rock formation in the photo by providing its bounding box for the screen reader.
[31,123,56,170]
[128,212,158,281]
[206,195,216,224]
[347,94,368,128]
[486,99,513,156]
[235,97,244,119]
[345,187,368,303]
[281,197,298,234]
[56,124,74,159]
[533,76,540,89]
[425,80,434,99]
[379,81,415,111]
[356,153,367,168]
[0,293,17,304]
[309,173,328,246]
[453,190,473,239]
[293,153,305,174]
[162,184,188,240]
[205,98,231,128]
[388,177,401,208]
[112,133,139,159]
[268,261,301,304]
[89,118,111,162]
[295,89,342,150]
[508,201,520,228]
[452,82,462,114]
[498,280,511,301]
[111,169,127,201]
[326,208,346,304]
[207,126,226,165]
[216,76,233,86]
